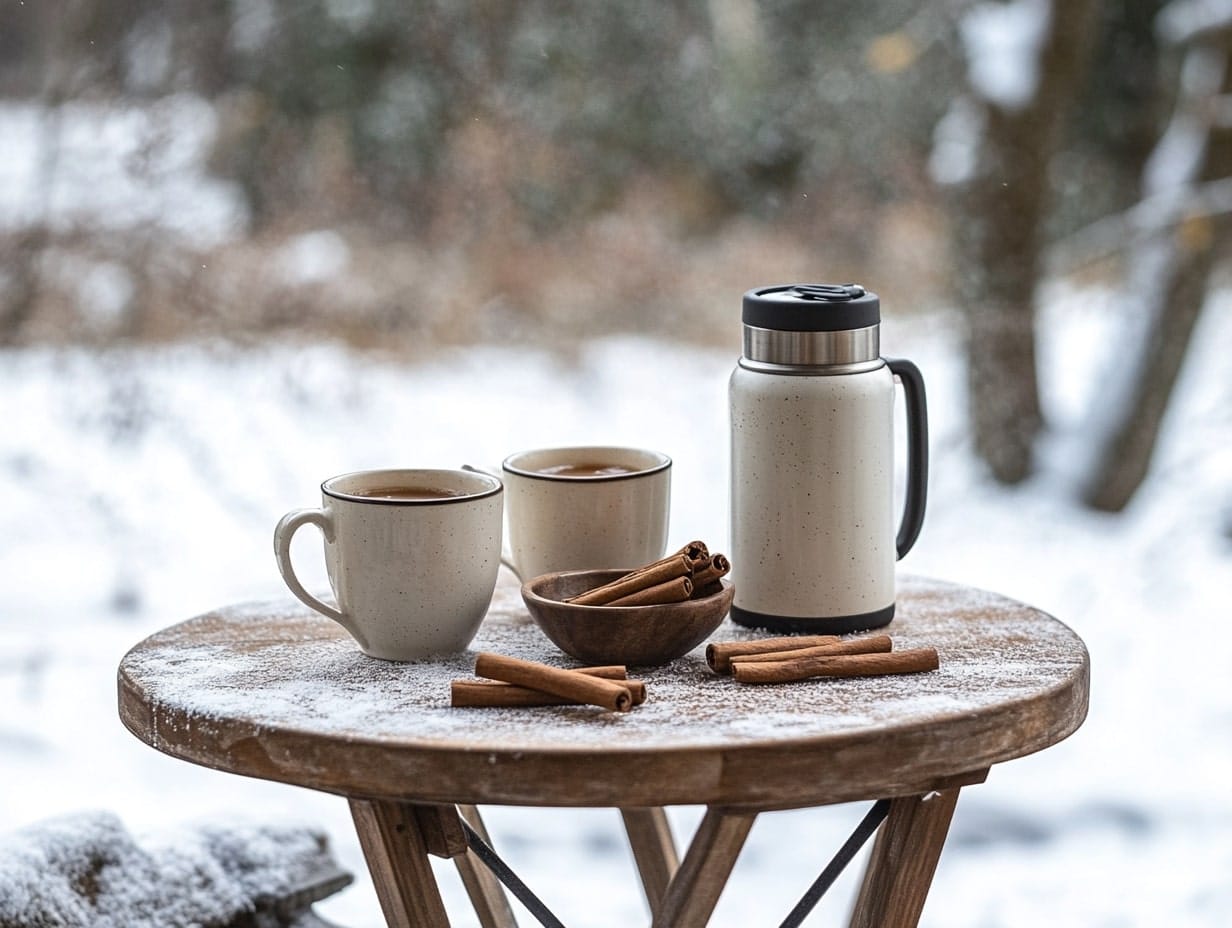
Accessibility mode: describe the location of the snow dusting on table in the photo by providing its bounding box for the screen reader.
[120,575,1087,754]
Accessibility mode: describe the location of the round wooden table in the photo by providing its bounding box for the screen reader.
[118,575,1089,928]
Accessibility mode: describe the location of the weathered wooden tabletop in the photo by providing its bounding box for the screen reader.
[117,574,1089,811]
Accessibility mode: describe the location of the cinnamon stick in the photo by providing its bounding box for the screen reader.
[624,540,709,576]
[567,554,692,605]
[452,675,648,708]
[731,647,940,685]
[662,540,709,568]
[706,635,842,673]
[729,634,893,666]
[689,554,731,596]
[473,653,635,712]
[571,665,629,679]
[607,575,693,607]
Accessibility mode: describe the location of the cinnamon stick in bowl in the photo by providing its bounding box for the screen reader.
[654,540,709,571]
[564,541,712,606]
[607,575,693,607]
[567,554,693,606]
[689,554,731,597]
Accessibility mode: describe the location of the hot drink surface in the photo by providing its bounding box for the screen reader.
[351,486,468,501]
[535,463,638,477]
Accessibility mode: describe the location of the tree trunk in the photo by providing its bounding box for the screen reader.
[1083,33,1232,512]
[952,0,1103,484]
[1083,233,1214,511]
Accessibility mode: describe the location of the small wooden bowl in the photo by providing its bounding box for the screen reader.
[521,569,734,667]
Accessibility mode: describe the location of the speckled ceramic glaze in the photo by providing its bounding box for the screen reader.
[501,447,671,580]
[730,365,897,623]
[274,468,503,661]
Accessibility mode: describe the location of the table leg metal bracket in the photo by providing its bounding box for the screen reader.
[457,800,889,928]
[395,784,970,928]
[778,799,891,928]
[462,817,565,928]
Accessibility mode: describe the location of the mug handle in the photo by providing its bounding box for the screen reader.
[273,508,369,648]
[886,358,929,559]
[461,464,522,581]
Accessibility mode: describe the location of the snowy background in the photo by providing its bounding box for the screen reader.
[3,10,1232,918]
[2,281,1230,925]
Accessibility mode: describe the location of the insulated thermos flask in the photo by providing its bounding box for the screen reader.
[729,283,928,633]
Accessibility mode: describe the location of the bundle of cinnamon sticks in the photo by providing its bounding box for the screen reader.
[452,652,646,711]
[706,634,939,685]
[565,540,730,607]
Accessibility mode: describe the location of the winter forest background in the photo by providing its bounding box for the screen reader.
[1,1,1230,926]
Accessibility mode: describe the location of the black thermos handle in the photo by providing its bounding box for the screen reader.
[886,358,928,559]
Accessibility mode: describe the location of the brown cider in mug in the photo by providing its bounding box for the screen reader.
[535,463,638,477]
[352,486,467,501]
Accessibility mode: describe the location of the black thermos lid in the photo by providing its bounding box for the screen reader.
[742,284,880,332]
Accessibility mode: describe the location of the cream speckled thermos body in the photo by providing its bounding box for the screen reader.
[729,284,928,634]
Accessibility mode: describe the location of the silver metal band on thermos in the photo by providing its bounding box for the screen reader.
[740,324,883,373]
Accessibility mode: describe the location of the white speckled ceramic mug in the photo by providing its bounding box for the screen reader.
[274,468,503,661]
[499,447,671,580]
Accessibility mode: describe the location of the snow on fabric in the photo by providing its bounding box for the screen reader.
[0,811,340,927]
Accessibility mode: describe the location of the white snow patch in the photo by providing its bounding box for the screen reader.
[959,0,1052,111]
[1157,0,1232,46]
[1144,46,1224,197]
[273,230,352,287]
[49,256,136,329]
[0,96,248,249]
[929,96,986,185]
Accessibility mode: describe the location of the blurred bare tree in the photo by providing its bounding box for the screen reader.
[939,0,1227,510]
[942,0,1104,484]
[1082,4,1232,511]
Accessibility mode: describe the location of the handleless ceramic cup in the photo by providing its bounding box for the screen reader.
[500,447,671,580]
[274,468,503,661]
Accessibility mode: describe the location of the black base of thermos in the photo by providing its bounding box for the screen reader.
[729,603,895,635]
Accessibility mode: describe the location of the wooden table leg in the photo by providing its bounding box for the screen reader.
[847,787,963,928]
[621,807,680,917]
[455,805,519,928]
[349,798,452,928]
[652,807,757,928]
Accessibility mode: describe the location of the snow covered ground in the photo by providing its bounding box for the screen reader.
[1,284,1230,926]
